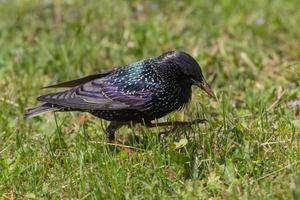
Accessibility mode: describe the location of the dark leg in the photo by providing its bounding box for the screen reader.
[106,121,125,142]
[146,119,207,128]
[145,119,207,137]
[105,121,136,156]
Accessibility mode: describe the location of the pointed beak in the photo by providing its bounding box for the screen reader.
[193,79,216,100]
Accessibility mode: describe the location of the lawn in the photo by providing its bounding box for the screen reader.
[0,0,300,199]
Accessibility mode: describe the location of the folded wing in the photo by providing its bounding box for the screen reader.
[37,78,153,111]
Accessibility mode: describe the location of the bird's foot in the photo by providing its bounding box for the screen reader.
[146,119,207,137]
[105,139,135,157]
[146,118,207,128]
[104,121,146,157]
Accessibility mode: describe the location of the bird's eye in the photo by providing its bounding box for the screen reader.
[187,74,195,80]
[187,75,197,84]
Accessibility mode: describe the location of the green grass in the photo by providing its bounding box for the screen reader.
[0,0,300,199]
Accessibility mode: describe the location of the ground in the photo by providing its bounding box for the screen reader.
[0,0,300,199]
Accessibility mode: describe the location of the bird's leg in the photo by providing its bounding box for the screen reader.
[105,121,137,156]
[146,119,207,128]
[106,121,124,142]
[145,119,207,137]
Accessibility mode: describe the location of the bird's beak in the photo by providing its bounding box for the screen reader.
[193,79,216,99]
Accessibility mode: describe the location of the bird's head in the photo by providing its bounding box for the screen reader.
[160,50,215,99]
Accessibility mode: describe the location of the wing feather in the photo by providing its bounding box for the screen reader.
[37,79,153,111]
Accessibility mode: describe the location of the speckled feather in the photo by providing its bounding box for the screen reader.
[26,50,205,124]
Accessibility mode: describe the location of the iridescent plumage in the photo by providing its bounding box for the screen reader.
[25,50,214,140]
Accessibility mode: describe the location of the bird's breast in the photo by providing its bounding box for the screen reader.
[146,83,192,119]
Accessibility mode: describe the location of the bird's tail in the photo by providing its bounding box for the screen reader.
[24,103,60,118]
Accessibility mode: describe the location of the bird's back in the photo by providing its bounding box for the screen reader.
[105,59,163,94]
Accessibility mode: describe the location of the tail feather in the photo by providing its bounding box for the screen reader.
[24,103,60,118]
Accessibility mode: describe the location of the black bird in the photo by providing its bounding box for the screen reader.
[25,50,215,140]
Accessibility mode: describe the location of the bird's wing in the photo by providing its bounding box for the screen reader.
[43,70,114,88]
[37,78,153,111]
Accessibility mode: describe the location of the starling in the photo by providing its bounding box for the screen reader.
[25,50,215,140]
